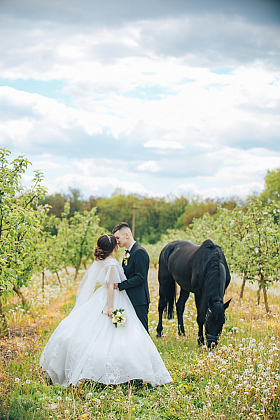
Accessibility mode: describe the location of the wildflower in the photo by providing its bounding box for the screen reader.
[65,396,71,401]
[87,392,93,398]
[15,378,20,382]
[26,379,31,384]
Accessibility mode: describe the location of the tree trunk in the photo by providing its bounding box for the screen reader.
[261,275,270,314]
[13,285,27,306]
[74,252,83,280]
[74,265,80,281]
[257,287,261,305]
[239,272,246,299]
[42,269,45,297]
[0,298,8,336]
[83,261,87,269]
[56,271,62,288]
[65,267,69,275]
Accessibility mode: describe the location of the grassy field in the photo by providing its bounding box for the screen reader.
[0,268,279,420]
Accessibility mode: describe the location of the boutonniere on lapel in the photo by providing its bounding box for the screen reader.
[124,252,130,266]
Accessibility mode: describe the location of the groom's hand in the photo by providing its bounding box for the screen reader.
[113,283,118,289]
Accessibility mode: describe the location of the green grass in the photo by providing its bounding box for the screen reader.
[0,273,279,420]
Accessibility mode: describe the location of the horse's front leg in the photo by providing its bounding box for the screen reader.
[176,288,189,336]
[195,293,205,346]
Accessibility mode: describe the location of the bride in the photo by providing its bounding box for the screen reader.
[40,234,172,387]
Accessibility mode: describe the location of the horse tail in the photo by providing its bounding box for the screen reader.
[165,278,176,319]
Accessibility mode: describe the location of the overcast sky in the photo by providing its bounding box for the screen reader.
[1,0,280,200]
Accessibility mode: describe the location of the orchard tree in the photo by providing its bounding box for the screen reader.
[0,149,47,330]
[63,207,102,279]
[241,200,280,312]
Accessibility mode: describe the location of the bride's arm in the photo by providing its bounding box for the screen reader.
[107,282,115,317]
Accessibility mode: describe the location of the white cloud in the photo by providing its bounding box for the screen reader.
[1,1,280,200]
[45,173,155,197]
[179,182,264,200]
[144,140,184,149]
[136,160,160,172]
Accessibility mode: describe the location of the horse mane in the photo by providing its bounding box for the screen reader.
[200,247,223,314]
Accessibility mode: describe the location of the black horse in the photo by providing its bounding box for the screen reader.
[156,239,231,348]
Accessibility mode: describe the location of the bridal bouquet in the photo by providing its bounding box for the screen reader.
[112,308,126,328]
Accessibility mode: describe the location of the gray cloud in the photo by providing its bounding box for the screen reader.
[2,0,280,26]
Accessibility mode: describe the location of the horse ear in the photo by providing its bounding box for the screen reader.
[224,299,231,310]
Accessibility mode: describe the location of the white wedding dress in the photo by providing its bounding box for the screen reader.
[40,258,172,387]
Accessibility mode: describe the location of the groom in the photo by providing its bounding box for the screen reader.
[112,222,150,333]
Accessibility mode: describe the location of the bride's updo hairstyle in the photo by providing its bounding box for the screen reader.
[94,234,117,260]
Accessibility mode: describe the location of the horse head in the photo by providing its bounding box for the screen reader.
[205,297,231,348]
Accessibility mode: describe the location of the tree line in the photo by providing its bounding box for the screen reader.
[39,190,244,244]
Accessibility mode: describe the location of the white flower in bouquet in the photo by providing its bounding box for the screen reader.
[112,308,126,328]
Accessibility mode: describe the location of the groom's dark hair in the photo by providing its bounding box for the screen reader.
[112,222,130,234]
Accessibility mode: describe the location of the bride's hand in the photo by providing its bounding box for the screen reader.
[108,308,113,317]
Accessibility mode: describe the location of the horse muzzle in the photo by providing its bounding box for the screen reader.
[206,333,219,348]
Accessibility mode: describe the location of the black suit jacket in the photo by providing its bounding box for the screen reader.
[118,242,150,307]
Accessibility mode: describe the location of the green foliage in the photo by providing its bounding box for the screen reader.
[97,194,188,243]
[260,168,280,203]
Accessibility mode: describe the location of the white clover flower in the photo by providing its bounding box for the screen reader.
[57,396,62,401]
[87,392,93,398]
[14,378,20,382]
[25,379,31,384]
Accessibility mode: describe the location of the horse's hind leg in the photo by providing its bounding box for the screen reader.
[176,288,189,336]
[156,272,174,338]
[156,291,165,338]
